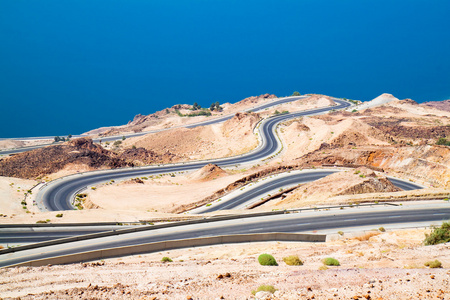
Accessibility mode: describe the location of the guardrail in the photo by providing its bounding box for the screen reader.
[5,232,326,267]
[0,202,395,255]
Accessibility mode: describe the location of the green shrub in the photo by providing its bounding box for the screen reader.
[379,227,386,232]
[283,255,303,266]
[424,260,442,268]
[252,285,277,295]
[424,222,450,245]
[161,257,173,263]
[436,138,450,146]
[36,220,48,224]
[258,254,278,266]
[291,91,301,96]
[55,213,63,218]
[322,257,340,266]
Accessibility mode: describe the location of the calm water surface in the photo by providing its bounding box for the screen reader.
[0,0,449,137]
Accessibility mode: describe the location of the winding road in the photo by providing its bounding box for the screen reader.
[37,98,353,212]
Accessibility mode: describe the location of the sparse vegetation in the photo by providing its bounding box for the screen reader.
[291,91,301,96]
[379,227,386,232]
[258,254,278,266]
[424,221,450,245]
[274,110,289,115]
[283,255,303,266]
[424,260,442,268]
[56,213,63,218]
[161,257,173,262]
[436,138,450,146]
[252,285,277,295]
[322,257,340,266]
[187,110,211,117]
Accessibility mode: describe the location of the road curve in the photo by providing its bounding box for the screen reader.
[1,204,449,267]
[198,171,424,213]
[37,99,352,211]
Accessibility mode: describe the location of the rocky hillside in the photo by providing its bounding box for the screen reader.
[277,96,450,188]
[267,167,401,208]
[0,138,130,179]
[295,144,450,188]
[0,138,182,179]
[422,99,450,112]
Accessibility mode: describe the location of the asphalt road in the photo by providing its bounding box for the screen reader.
[1,204,449,267]
[0,225,133,245]
[1,171,424,244]
[37,99,352,211]
[198,171,424,213]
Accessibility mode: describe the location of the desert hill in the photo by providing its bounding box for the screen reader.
[189,164,227,181]
[0,138,131,179]
[0,138,184,179]
[276,95,450,188]
[83,93,277,137]
[120,112,261,161]
[422,99,450,112]
[1,93,450,219]
[264,167,401,209]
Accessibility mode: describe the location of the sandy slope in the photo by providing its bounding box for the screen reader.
[120,112,261,161]
[87,170,247,213]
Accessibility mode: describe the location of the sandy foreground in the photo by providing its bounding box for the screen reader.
[1,229,449,299]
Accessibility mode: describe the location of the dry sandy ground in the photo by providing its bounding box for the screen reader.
[87,169,248,213]
[0,176,37,217]
[2,229,449,299]
[0,139,54,151]
[255,95,334,119]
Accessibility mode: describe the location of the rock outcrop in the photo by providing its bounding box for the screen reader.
[422,99,450,112]
[189,164,227,181]
[272,167,401,208]
[0,138,132,179]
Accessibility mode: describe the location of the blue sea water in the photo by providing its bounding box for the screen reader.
[0,0,449,138]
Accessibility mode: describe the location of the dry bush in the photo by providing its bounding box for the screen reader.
[355,231,381,241]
